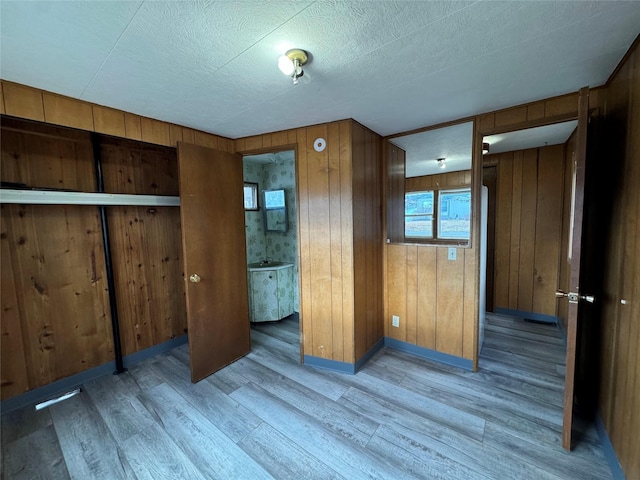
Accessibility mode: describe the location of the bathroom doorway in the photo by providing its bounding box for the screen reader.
[242,150,301,351]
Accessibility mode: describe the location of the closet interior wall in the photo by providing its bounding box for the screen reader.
[0,117,186,400]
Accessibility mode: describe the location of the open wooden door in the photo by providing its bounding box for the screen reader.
[177,142,251,382]
[558,87,594,450]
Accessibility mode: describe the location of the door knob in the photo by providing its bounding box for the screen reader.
[189,274,201,283]
[555,290,595,304]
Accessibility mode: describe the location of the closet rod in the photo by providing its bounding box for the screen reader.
[92,134,126,375]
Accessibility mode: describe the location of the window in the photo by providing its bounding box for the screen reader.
[243,182,258,210]
[405,188,470,241]
[405,191,434,238]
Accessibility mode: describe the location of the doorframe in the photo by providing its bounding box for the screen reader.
[475,114,580,325]
[238,144,304,362]
[475,102,593,449]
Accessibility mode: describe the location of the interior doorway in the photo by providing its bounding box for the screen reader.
[242,150,301,354]
[482,120,578,323]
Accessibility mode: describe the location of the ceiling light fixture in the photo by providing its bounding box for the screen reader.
[278,49,308,85]
[437,158,446,169]
[482,142,490,155]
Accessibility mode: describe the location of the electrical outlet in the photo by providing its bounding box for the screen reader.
[448,247,457,261]
[392,315,400,327]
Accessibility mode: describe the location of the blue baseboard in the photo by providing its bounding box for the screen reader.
[304,355,356,374]
[595,413,626,480]
[495,307,559,324]
[1,335,188,415]
[305,337,472,374]
[384,337,473,371]
[304,337,385,375]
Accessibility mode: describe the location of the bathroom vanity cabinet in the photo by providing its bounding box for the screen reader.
[247,263,294,322]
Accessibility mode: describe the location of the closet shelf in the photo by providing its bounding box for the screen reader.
[0,189,180,207]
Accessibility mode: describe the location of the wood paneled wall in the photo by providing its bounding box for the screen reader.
[0,81,233,400]
[406,170,472,192]
[235,120,383,364]
[386,143,405,242]
[597,38,640,480]
[0,80,234,152]
[491,145,566,317]
[99,138,186,357]
[384,92,583,368]
[1,204,113,399]
[352,123,384,360]
[386,244,477,360]
[0,122,111,400]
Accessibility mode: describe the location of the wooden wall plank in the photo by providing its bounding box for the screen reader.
[491,146,564,317]
[0,81,5,114]
[305,124,333,359]
[508,151,523,309]
[405,246,418,344]
[339,121,355,362]
[193,131,219,150]
[141,118,171,146]
[2,82,44,121]
[351,123,366,361]
[494,153,513,307]
[107,206,186,356]
[181,128,196,145]
[43,93,94,131]
[598,40,640,479]
[435,247,464,356]
[124,113,143,141]
[99,137,179,196]
[0,205,113,399]
[527,103,546,122]
[244,136,263,151]
[405,170,471,192]
[494,106,527,128]
[518,149,538,312]
[386,143,405,242]
[416,247,436,349]
[328,122,345,362]
[92,106,126,137]
[545,94,579,117]
[462,248,477,359]
[1,118,96,192]
[169,125,184,146]
[0,214,30,398]
[387,245,407,342]
[294,128,312,356]
[532,145,564,315]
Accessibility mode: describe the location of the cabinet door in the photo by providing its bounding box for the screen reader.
[177,142,250,382]
[278,267,295,318]
[251,270,279,322]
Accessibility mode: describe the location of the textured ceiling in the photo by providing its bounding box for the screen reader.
[1,1,639,139]
[390,122,473,177]
[484,120,579,155]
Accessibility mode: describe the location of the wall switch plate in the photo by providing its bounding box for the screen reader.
[392,315,400,327]
[448,247,457,261]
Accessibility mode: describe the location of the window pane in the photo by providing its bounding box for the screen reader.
[405,191,434,215]
[405,215,433,238]
[438,189,471,239]
[243,183,258,210]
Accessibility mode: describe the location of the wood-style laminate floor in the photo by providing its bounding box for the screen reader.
[1,313,613,479]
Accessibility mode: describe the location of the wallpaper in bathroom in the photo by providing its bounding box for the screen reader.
[243,154,299,312]
[243,162,267,264]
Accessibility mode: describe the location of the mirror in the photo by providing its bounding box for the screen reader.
[387,121,474,245]
[263,189,288,232]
